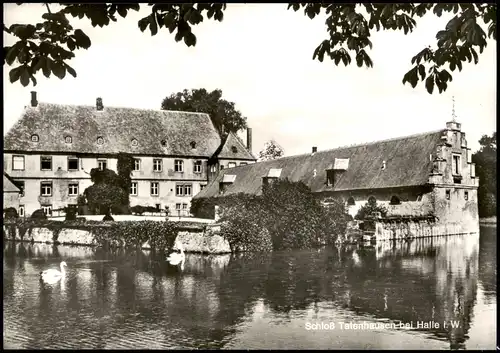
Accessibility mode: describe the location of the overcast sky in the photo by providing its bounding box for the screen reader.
[3,3,496,155]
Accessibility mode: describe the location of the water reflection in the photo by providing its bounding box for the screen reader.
[3,228,496,350]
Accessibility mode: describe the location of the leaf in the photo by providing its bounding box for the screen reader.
[33,56,45,71]
[73,29,91,49]
[67,38,76,51]
[138,17,149,32]
[42,57,51,77]
[418,64,426,80]
[5,42,22,65]
[20,67,30,86]
[9,66,22,83]
[51,61,66,79]
[149,14,158,36]
[65,63,77,78]
[117,6,128,18]
[402,66,418,88]
[164,12,177,27]
[425,75,434,94]
[470,46,478,64]
[184,32,196,47]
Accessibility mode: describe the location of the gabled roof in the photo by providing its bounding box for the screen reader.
[210,132,256,161]
[4,103,222,157]
[195,129,446,199]
[3,172,21,193]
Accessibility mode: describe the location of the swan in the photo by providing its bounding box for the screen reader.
[167,242,185,266]
[40,261,67,283]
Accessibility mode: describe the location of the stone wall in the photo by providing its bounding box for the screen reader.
[373,218,479,242]
[3,224,231,254]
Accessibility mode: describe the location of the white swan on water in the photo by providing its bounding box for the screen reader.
[167,242,185,266]
[40,261,67,283]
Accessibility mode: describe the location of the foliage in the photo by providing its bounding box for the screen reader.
[354,197,388,220]
[258,140,284,161]
[472,132,496,217]
[197,180,350,251]
[77,194,87,205]
[3,207,19,219]
[31,208,47,219]
[130,205,164,215]
[190,197,218,219]
[116,152,135,207]
[64,205,77,221]
[84,182,128,216]
[4,4,496,94]
[161,88,247,134]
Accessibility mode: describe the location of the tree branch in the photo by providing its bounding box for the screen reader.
[45,3,51,14]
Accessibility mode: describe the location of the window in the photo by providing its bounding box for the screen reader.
[65,136,72,144]
[19,205,25,217]
[153,159,162,172]
[41,205,52,216]
[452,154,461,175]
[130,182,138,196]
[175,184,192,196]
[194,160,202,173]
[131,138,138,147]
[190,141,196,149]
[151,182,159,196]
[68,157,79,171]
[390,195,401,205]
[17,181,25,197]
[40,181,52,196]
[68,183,79,196]
[97,137,104,145]
[200,184,206,191]
[228,162,237,168]
[446,189,451,200]
[210,165,217,173]
[240,162,247,166]
[231,146,238,153]
[156,203,161,210]
[182,203,188,210]
[347,196,355,206]
[134,159,141,171]
[40,156,52,170]
[97,159,107,170]
[31,134,39,142]
[464,191,469,201]
[174,160,183,172]
[176,203,181,210]
[12,156,25,170]
[161,139,167,147]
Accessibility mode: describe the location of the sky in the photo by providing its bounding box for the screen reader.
[3,3,496,155]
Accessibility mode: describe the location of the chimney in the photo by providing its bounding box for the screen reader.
[312,146,317,154]
[247,128,252,151]
[30,91,38,107]
[96,97,103,111]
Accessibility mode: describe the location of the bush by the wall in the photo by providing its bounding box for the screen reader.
[31,209,47,220]
[130,205,163,215]
[354,198,388,220]
[4,207,19,219]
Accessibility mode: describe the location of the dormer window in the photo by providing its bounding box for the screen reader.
[326,158,350,187]
[263,168,281,185]
[190,141,196,149]
[219,174,236,194]
[65,136,72,144]
[97,136,104,145]
[131,138,138,147]
[161,139,167,147]
[31,134,39,142]
[231,146,238,153]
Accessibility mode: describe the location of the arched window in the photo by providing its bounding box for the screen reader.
[347,196,355,206]
[65,136,72,144]
[390,195,401,205]
[131,138,138,147]
[96,136,104,145]
[31,134,39,142]
[161,139,167,147]
[190,141,196,149]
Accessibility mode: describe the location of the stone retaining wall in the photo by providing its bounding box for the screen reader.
[3,224,231,254]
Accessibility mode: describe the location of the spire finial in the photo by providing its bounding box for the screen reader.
[451,95,456,122]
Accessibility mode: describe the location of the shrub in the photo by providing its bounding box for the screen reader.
[31,209,47,220]
[354,198,388,220]
[4,207,19,219]
[64,205,77,221]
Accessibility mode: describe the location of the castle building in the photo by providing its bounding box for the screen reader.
[3,92,256,217]
[195,120,480,235]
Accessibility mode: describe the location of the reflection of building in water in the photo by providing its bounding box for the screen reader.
[348,234,479,349]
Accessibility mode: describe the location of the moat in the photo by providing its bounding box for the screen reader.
[3,226,496,350]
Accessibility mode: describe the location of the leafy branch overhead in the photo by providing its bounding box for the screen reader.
[4,3,496,94]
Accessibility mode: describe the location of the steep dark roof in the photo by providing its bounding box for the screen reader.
[4,103,222,157]
[3,172,21,193]
[210,132,256,161]
[195,129,446,199]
